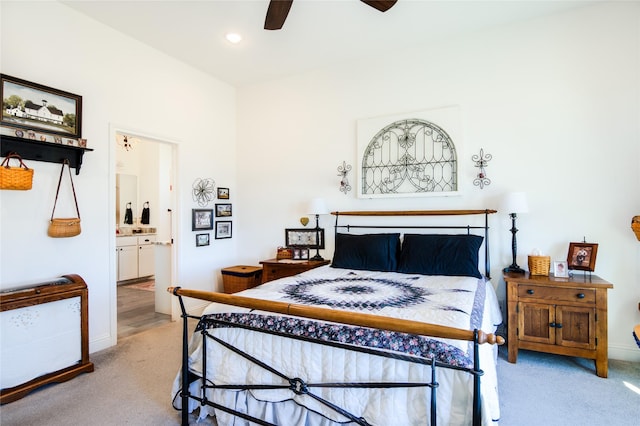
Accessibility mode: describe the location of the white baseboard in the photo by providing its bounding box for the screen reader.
[609,344,640,362]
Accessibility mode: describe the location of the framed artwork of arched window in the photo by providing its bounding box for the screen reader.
[357,106,462,199]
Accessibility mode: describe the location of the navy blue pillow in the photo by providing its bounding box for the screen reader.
[331,233,400,272]
[397,234,483,278]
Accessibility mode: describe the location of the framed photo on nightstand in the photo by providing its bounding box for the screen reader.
[567,242,598,271]
[553,260,569,277]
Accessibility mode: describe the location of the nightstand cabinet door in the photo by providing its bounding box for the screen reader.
[518,302,554,345]
[556,305,596,350]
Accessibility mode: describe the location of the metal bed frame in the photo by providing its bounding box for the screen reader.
[171,209,501,426]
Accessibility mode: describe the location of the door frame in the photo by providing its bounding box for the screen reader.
[108,124,180,346]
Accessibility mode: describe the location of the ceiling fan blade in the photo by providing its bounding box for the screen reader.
[361,0,398,13]
[265,0,294,30]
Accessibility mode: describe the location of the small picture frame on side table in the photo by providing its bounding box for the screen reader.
[292,248,301,260]
[553,260,569,278]
[567,242,598,272]
[215,221,232,239]
[195,233,210,247]
[299,247,309,260]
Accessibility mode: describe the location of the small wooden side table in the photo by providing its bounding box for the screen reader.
[260,258,330,283]
[504,272,613,377]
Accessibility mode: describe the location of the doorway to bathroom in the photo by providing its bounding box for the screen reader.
[113,129,176,339]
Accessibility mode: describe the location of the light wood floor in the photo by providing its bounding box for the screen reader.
[117,280,171,339]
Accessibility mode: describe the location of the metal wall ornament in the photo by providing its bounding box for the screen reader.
[472,148,492,189]
[337,161,352,194]
[192,178,216,207]
[357,107,461,198]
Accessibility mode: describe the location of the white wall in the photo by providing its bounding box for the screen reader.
[0,1,238,351]
[236,2,640,361]
[1,1,638,363]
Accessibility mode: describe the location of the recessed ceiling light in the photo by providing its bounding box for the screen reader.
[225,33,242,44]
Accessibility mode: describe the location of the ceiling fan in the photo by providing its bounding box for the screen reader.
[265,0,398,30]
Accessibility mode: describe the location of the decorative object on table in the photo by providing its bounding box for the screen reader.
[337,161,352,194]
[299,216,309,226]
[285,228,325,248]
[0,152,33,190]
[195,233,210,247]
[192,209,213,231]
[276,246,293,260]
[215,220,232,239]
[141,201,150,224]
[501,191,529,274]
[553,260,569,278]
[1,74,82,139]
[472,148,491,189]
[215,203,232,217]
[527,249,550,276]
[123,202,134,225]
[217,187,229,199]
[307,197,329,261]
[48,160,81,238]
[192,177,215,207]
[632,216,640,241]
[567,241,598,272]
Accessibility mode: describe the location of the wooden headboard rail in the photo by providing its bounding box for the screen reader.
[331,209,498,279]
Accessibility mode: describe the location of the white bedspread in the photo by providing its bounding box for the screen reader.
[172,266,503,425]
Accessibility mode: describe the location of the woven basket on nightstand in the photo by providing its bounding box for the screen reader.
[528,255,550,276]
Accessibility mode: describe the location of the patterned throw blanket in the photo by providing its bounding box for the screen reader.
[197,271,488,368]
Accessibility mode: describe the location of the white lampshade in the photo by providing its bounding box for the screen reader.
[501,192,529,214]
[308,198,329,215]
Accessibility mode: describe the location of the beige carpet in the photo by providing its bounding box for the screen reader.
[1,317,639,425]
[0,319,196,426]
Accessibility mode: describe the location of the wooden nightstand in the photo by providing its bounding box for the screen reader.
[260,258,330,283]
[504,272,613,377]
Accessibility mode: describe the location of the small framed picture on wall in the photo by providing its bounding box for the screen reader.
[192,209,213,231]
[217,187,229,199]
[195,233,210,247]
[215,221,232,239]
[215,203,232,217]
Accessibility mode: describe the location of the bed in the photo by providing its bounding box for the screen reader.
[170,210,503,425]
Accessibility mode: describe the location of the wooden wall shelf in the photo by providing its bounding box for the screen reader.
[1,135,93,175]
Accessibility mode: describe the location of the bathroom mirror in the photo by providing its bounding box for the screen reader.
[116,173,137,227]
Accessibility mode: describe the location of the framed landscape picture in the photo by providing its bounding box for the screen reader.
[215,203,232,217]
[1,74,82,138]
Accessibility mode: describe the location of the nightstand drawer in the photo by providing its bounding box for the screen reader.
[518,285,595,304]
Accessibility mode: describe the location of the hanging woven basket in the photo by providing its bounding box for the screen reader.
[632,216,640,241]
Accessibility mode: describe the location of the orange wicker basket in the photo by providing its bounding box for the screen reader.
[0,153,33,190]
[528,255,550,276]
[632,216,640,241]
